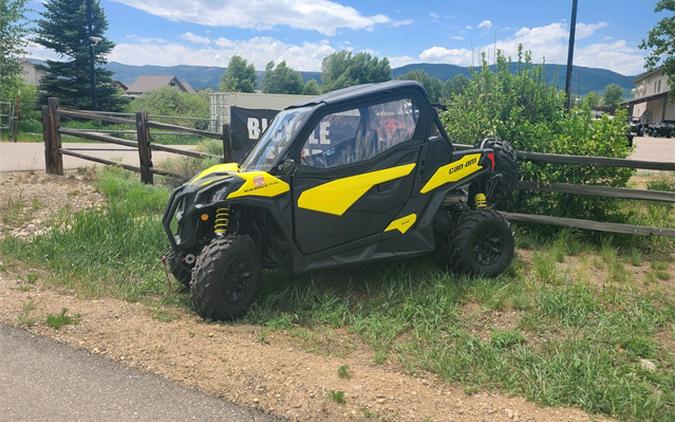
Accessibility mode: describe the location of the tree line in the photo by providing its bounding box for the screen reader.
[219,52,471,101]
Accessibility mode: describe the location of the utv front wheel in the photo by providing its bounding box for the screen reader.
[449,209,514,277]
[190,235,261,320]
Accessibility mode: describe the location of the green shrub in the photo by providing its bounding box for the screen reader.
[441,50,633,221]
[128,87,209,129]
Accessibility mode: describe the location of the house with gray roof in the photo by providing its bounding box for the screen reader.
[126,75,196,96]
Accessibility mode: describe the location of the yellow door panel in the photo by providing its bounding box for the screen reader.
[227,172,290,199]
[384,213,417,234]
[297,163,416,216]
[420,153,482,194]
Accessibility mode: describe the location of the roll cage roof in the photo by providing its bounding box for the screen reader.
[287,80,428,109]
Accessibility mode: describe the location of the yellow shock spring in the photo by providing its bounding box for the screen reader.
[474,193,487,208]
[214,207,230,234]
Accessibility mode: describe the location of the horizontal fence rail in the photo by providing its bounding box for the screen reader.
[43,97,232,185]
[43,97,672,237]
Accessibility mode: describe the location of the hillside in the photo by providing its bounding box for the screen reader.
[391,63,636,95]
[88,61,635,95]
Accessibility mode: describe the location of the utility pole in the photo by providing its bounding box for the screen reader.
[565,0,579,110]
[86,0,96,110]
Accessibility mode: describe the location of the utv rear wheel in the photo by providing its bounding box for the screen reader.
[190,235,261,321]
[475,138,519,207]
[449,209,514,277]
[166,249,192,288]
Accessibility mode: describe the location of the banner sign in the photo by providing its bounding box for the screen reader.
[229,106,279,162]
[228,106,362,163]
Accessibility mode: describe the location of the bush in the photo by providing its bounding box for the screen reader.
[128,87,209,129]
[441,51,633,221]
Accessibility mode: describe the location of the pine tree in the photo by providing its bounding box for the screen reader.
[35,0,126,110]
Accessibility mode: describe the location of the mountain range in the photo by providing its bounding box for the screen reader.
[100,61,636,96]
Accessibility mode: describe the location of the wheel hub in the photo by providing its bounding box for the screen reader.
[473,229,503,266]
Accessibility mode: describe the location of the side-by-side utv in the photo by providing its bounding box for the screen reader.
[163,81,518,320]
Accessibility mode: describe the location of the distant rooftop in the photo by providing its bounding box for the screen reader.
[126,75,195,95]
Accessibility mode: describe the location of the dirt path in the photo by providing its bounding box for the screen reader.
[0,172,608,421]
[0,274,605,422]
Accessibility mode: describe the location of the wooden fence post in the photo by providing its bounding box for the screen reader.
[222,123,232,163]
[44,97,63,175]
[136,111,153,184]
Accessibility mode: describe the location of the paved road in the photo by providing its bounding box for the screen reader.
[0,142,197,172]
[0,324,277,421]
[631,137,674,164]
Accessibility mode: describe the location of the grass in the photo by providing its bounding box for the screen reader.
[45,308,80,329]
[337,364,351,379]
[1,167,673,421]
[328,390,346,404]
[17,300,36,327]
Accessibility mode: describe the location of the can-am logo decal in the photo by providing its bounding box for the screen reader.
[448,156,477,175]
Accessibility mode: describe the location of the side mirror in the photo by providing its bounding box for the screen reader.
[278,158,297,175]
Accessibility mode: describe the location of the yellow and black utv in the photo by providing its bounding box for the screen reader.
[163,81,518,320]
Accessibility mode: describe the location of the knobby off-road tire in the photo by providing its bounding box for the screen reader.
[190,235,261,321]
[166,249,192,288]
[449,209,514,277]
[475,138,519,207]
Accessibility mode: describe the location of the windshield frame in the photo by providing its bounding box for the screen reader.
[240,106,315,172]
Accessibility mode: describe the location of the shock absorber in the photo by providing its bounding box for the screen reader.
[474,193,487,208]
[214,206,230,235]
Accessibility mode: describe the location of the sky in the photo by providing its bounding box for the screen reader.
[26,0,665,76]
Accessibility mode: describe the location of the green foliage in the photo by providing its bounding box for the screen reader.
[219,55,256,92]
[302,79,321,95]
[0,168,170,300]
[0,0,28,98]
[46,308,80,329]
[127,87,208,128]
[602,83,624,108]
[441,52,634,221]
[640,0,675,96]
[444,74,469,97]
[321,51,391,92]
[262,61,304,94]
[35,0,127,110]
[397,70,444,102]
[583,91,600,108]
[328,390,346,404]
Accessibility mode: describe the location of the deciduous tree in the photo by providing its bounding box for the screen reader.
[261,61,304,94]
[321,51,390,92]
[397,70,443,102]
[219,55,257,92]
[0,0,29,98]
[602,83,624,108]
[640,0,675,95]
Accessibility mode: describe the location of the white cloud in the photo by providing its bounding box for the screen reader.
[110,0,392,35]
[575,22,607,39]
[450,35,464,41]
[575,40,644,75]
[478,20,492,30]
[402,21,644,75]
[419,46,473,65]
[108,36,336,71]
[429,12,440,22]
[390,19,414,27]
[180,32,211,45]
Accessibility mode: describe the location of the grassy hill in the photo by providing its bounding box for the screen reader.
[99,61,636,95]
